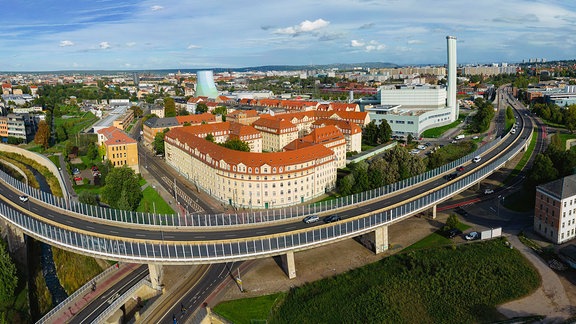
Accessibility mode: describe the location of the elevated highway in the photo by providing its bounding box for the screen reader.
[0,90,534,283]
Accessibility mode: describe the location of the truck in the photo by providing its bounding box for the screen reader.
[454,134,465,140]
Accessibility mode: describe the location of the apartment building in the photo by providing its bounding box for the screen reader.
[164,127,336,209]
[112,109,134,131]
[535,175,576,244]
[97,126,139,173]
[252,117,298,152]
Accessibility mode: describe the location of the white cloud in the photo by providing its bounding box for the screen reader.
[407,39,423,44]
[274,19,330,35]
[151,5,164,11]
[187,44,201,49]
[59,40,74,47]
[351,40,385,51]
[126,42,136,47]
[99,42,111,49]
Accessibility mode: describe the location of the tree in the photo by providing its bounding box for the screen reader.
[164,97,176,117]
[78,191,98,205]
[205,134,215,142]
[213,106,228,121]
[220,138,250,152]
[445,214,460,230]
[153,128,170,155]
[525,153,558,192]
[55,125,68,143]
[377,120,392,144]
[196,102,208,114]
[565,104,576,133]
[130,105,143,117]
[0,243,18,303]
[100,166,142,211]
[86,142,99,161]
[34,120,50,149]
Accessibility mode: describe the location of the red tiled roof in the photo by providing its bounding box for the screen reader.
[228,109,259,118]
[312,119,362,134]
[175,113,216,125]
[166,127,333,169]
[97,126,137,145]
[252,117,297,133]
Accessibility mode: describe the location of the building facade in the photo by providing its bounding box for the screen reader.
[535,175,576,244]
[97,126,139,174]
[164,127,336,209]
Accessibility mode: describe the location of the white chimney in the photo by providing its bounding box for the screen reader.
[446,36,458,118]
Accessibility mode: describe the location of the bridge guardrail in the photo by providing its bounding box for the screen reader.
[0,133,505,228]
[0,133,527,263]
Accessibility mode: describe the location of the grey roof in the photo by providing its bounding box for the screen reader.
[537,174,576,200]
[144,116,179,129]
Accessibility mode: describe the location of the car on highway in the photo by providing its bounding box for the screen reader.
[456,166,464,172]
[445,173,458,181]
[472,156,481,163]
[303,215,320,224]
[324,215,341,223]
[465,231,480,241]
[484,188,494,195]
[19,195,28,203]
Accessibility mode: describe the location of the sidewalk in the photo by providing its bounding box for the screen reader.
[47,263,141,323]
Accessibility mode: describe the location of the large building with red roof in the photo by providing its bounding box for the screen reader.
[252,117,298,152]
[165,127,336,209]
[96,126,139,173]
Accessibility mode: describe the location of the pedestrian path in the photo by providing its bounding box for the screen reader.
[44,263,140,323]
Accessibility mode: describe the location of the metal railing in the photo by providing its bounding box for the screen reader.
[36,263,122,324]
[0,133,527,264]
[0,132,507,228]
[90,278,150,324]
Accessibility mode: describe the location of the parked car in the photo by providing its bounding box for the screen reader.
[417,144,426,150]
[324,215,341,223]
[303,215,320,224]
[72,168,80,175]
[446,228,462,239]
[465,231,480,241]
[73,176,83,182]
[484,188,494,195]
[472,136,479,140]
[473,156,481,163]
[19,195,28,203]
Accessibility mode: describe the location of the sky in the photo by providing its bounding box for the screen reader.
[2,0,576,71]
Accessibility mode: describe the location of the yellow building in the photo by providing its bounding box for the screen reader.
[112,109,135,131]
[96,126,139,174]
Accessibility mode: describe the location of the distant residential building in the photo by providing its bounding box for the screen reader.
[0,113,35,142]
[150,106,165,118]
[112,109,134,131]
[535,174,576,244]
[96,126,139,174]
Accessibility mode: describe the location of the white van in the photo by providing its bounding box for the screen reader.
[455,134,465,140]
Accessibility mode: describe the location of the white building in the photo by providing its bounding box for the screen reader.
[366,36,459,138]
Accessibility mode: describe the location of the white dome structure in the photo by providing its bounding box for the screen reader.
[196,70,219,98]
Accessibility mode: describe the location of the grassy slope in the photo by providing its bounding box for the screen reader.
[215,239,540,324]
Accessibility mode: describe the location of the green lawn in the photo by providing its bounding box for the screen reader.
[421,115,466,138]
[557,132,576,150]
[137,186,175,214]
[214,293,285,324]
[403,222,471,252]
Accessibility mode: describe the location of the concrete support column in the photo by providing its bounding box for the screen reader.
[372,225,389,254]
[148,264,164,290]
[281,251,296,279]
[431,204,437,220]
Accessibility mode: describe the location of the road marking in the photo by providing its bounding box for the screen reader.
[87,225,94,230]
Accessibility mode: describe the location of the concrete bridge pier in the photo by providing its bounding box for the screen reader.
[368,225,389,254]
[281,251,296,279]
[148,264,164,290]
[431,204,437,219]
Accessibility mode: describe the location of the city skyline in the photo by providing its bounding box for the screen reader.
[2,0,576,72]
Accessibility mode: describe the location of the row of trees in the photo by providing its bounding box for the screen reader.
[525,134,576,192]
[531,103,576,132]
[362,120,392,146]
[339,146,426,196]
[467,98,495,133]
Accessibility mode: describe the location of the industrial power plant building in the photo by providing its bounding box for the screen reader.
[365,36,459,138]
[195,70,219,99]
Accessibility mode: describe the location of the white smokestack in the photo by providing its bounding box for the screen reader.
[446,36,458,118]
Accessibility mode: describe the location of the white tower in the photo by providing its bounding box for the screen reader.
[446,36,458,119]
